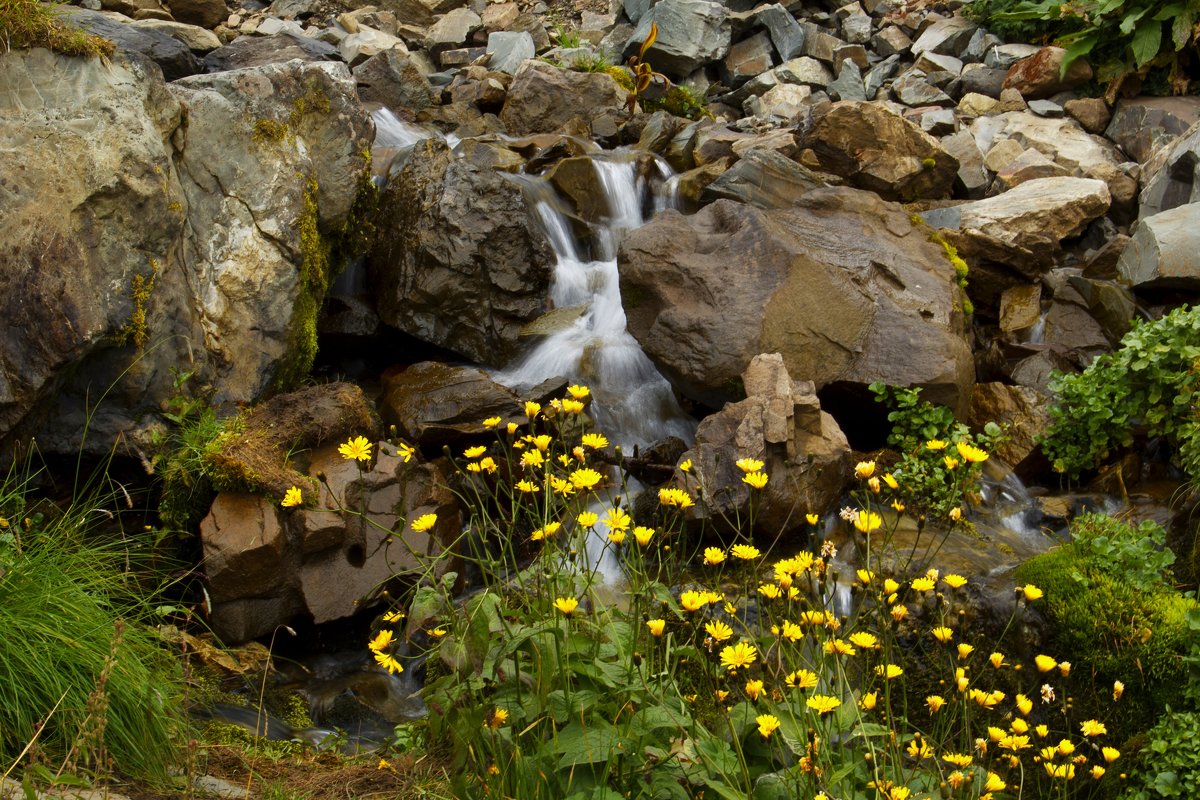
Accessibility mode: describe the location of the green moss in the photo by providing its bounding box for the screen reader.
[273,176,330,392]
[253,118,290,144]
[0,0,114,57]
[921,157,938,170]
[640,85,713,121]
[1015,545,1198,743]
[115,257,159,350]
[606,65,635,93]
[912,217,974,316]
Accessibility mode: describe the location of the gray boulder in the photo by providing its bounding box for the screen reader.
[1105,97,1200,163]
[1139,120,1200,218]
[624,0,732,79]
[203,33,342,72]
[619,190,975,411]
[499,60,627,136]
[369,138,554,365]
[65,8,202,79]
[1118,204,1200,290]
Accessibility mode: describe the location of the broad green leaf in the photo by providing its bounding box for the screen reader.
[552,721,621,768]
[1061,31,1100,74]
[1132,20,1163,70]
[1172,8,1196,47]
[702,777,751,800]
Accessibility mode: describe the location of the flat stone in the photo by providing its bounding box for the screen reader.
[958,91,999,117]
[893,70,951,106]
[911,14,976,57]
[722,30,776,88]
[775,55,832,87]
[919,107,956,136]
[999,283,1042,332]
[872,25,911,57]
[1027,98,1063,117]
[1117,203,1200,289]
[985,42,1039,70]
[1105,96,1200,163]
[828,58,865,101]
[914,50,962,76]
[486,30,534,74]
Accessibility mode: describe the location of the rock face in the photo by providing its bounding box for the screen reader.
[369,138,554,366]
[799,101,958,201]
[619,190,975,411]
[676,354,851,539]
[1117,204,1200,289]
[380,362,524,447]
[1139,121,1200,218]
[499,60,627,136]
[624,0,732,79]
[0,51,372,455]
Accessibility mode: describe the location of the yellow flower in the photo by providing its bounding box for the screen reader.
[658,487,694,508]
[990,651,1008,669]
[646,619,666,636]
[369,629,395,653]
[281,486,304,508]
[742,471,768,489]
[731,543,761,560]
[1059,660,1071,676]
[464,445,488,458]
[554,597,579,615]
[382,609,404,623]
[633,526,654,546]
[823,638,856,656]
[926,695,946,713]
[703,547,725,565]
[907,735,933,760]
[948,506,962,521]
[943,456,960,470]
[374,651,403,674]
[999,734,1031,751]
[758,583,782,600]
[548,475,574,495]
[1035,654,1058,672]
[515,479,540,494]
[1045,763,1075,780]
[756,714,781,738]
[911,577,936,592]
[561,398,585,414]
[787,669,819,690]
[943,574,968,589]
[943,753,973,768]
[1020,583,1044,601]
[1011,718,1029,734]
[567,384,590,400]
[925,439,948,450]
[1080,719,1108,737]
[530,434,552,451]
[876,664,903,680]
[891,604,908,622]
[520,449,544,468]
[849,631,879,649]
[779,621,803,641]
[883,472,900,490]
[679,590,706,612]
[486,763,499,776]
[581,432,609,449]
[806,695,841,715]
[932,626,954,643]
[570,468,603,490]
[806,512,820,525]
[984,772,1006,793]
[719,641,758,671]
[735,457,764,473]
[338,436,373,461]
[429,627,447,638]
[857,569,874,585]
[854,460,876,478]
[1016,694,1033,716]
[507,422,519,434]
[524,401,541,419]
[605,507,631,533]
[1102,746,1120,763]
[957,643,975,660]
[577,511,599,528]
[860,690,878,710]
[1113,680,1124,700]
[377,758,390,770]
[607,528,626,544]
[486,707,509,729]
[1036,724,1049,738]
[853,510,883,533]
[867,476,881,493]
[705,620,733,642]
[679,458,692,472]
[411,513,437,533]
[1091,766,1106,780]
[891,499,905,512]
[957,441,989,462]
[744,679,764,700]
[530,522,560,541]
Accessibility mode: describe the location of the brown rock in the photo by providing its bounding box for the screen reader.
[499,59,627,136]
[380,361,523,447]
[1063,97,1110,134]
[968,382,1050,471]
[1002,46,1092,100]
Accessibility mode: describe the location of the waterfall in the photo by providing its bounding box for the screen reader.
[494,152,696,453]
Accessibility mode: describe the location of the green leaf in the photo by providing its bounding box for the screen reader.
[552,721,621,768]
[1131,17,1163,66]
[1172,8,1196,48]
[1061,31,1100,73]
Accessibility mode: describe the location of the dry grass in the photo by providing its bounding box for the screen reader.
[0,0,113,57]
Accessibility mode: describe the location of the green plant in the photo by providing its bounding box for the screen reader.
[567,49,613,74]
[1070,513,1176,592]
[0,0,113,57]
[1039,305,1200,479]
[1121,709,1200,799]
[155,371,231,533]
[979,0,1199,97]
[0,464,184,783]
[624,22,671,115]
[551,23,583,50]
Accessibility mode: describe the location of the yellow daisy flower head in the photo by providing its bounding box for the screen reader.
[876,663,904,680]
[524,401,541,419]
[853,510,882,533]
[779,620,803,641]
[703,547,725,565]
[859,690,878,710]
[397,442,415,463]
[1102,746,1120,763]
[943,573,968,589]
[577,511,599,528]
[1035,654,1058,672]
[646,618,666,636]
[679,458,692,472]
[1080,719,1108,737]
[823,638,856,656]
[854,460,875,479]
[756,714,781,738]
[605,507,631,532]
[374,651,404,674]
[679,590,706,612]
[633,526,654,546]
[530,521,560,542]
[911,576,936,592]
[485,707,509,729]
[806,512,820,525]
[742,471,769,489]
[338,435,373,462]
[786,669,818,690]
[411,513,437,533]
[849,631,879,649]
[520,450,545,469]
[281,486,304,508]
[368,629,395,653]
[581,432,609,450]
[758,583,782,600]
[867,476,881,493]
[567,384,590,400]
[1113,680,1124,700]
[382,609,405,623]
[944,456,960,471]
[744,679,764,700]
[554,597,579,615]
[956,440,989,462]
[515,479,540,494]
[1020,583,1044,601]
[719,641,757,671]
[883,472,900,490]
[549,475,574,495]
[464,445,487,459]
[569,468,603,490]
[561,398,585,414]
[931,626,954,643]
[705,620,733,642]
[957,643,975,660]
[482,416,501,428]
[731,543,761,560]
[925,439,948,450]
[857,568,874,585]
[507,422,519,434]
[943,753,973,768]
[607,528,626,544]
[806,694,841,715]
[926,695,946,713]
[532,434,552,451]
[735,457,765,473]
[658,487,694,508]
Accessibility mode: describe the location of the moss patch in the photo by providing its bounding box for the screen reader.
[114,257,159,350]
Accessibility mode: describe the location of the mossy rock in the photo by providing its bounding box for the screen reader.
[1015,546,1197,744]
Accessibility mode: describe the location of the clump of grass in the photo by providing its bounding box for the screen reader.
[0,466,183,784]
[0,0,114,57]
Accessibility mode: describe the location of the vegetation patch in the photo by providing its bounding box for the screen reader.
[0,0,113,57]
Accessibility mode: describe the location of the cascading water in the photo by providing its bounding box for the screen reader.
[493,152,698,583]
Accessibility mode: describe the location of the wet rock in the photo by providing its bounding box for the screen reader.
[624,0,732,79]
[353,48,437,111]
[369,138,553,365]
[676,354,851,539]
[999,284,1041,333]
[798,100,959,201]
[499,60,626,136]
[619,190,974,411]
[1117,204,1200,290]
[381,362,523,446]
[1003,46,1092,100]
[702,148,830,209]
[968,382,1050,472]
[1105,96,1200,163]
[1008,348,1075,392]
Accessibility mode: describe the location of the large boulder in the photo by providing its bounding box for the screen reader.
[0,51,372,455]
[380,362,525,447]
[798,101,958,202]
[1117,203,1200,290]
[64,8,203,80]
[618,190,975,411]
[675,354,851,539]
[369,138,555,365]
[499,60,627,136]
[1139,120,1200,218]
[1105,96,1200,164]
[623,0,732,79]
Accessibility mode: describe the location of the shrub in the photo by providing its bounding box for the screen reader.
[0,0,113,57]
[1039,305,1200,480]
[1121,710,1200,800]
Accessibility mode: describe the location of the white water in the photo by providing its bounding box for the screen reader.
[493,153,697,584]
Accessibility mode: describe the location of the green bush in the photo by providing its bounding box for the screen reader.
[1122,710,1200,800]
[1070,513,1176,593]
[972,0,1199,96]
[1039,305,1200,479]
[0,477,184,782]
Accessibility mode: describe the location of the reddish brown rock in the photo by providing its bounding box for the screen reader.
[1002,46,1092,100]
